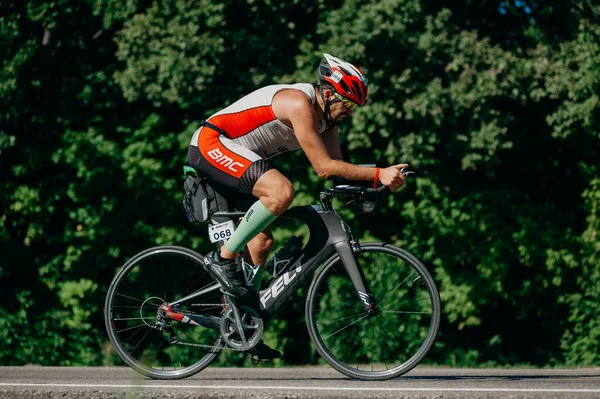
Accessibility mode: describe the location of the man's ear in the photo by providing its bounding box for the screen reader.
[323,88,334,102]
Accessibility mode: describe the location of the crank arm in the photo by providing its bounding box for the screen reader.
[226,297,248,345]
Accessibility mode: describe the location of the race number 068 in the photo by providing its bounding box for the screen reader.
[213,229,231,241]
[208,220,235,243]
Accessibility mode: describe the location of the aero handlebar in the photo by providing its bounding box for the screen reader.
[320,166,415,202]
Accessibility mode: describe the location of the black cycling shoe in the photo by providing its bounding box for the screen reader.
[203,251,248,298]
[248,340,281,363]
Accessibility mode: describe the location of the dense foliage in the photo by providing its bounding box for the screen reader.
[1,0,598,367]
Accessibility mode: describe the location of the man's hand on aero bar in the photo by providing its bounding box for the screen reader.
[379,164,409,192]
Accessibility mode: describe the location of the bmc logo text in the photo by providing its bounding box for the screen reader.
[207,148,246,173]
[260,256,304,309]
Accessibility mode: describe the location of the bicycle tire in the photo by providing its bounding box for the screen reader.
[105,245,223,379]
[306,242,440,380]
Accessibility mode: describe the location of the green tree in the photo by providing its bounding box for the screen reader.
[1,0,598,368]
[287,0,599,365]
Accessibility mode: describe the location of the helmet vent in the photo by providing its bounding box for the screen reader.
[338,66,353,76]
[339,80,350,93]
[352,81,363,102]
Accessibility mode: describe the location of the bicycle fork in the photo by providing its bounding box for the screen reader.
[333,241,378,315]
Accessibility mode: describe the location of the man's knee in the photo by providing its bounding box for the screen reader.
[254,171,294,214]
[275,179,295,205]
[268,181,294,214]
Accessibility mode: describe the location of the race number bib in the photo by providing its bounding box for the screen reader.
[208,220,235,243]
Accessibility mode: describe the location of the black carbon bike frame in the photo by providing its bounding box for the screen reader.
[169,186,381,325]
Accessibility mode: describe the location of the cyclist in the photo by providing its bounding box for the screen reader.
[187,53,408,360]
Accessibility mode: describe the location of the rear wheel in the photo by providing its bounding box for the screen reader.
[105,246,223,379]
[306,243,440,380]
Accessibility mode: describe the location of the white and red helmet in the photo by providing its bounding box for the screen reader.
[318,53,368,105]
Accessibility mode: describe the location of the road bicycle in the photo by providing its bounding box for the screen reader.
[104,174,441,381]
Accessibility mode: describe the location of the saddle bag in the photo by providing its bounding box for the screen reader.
[182,169,229,223]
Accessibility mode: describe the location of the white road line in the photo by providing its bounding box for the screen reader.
[0,383,598,393]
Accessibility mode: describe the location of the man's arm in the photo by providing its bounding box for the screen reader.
[272,89,407,191]
[321,127,343,160]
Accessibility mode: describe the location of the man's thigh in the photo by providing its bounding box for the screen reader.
[251,169,293,198]
[189,128,273,197]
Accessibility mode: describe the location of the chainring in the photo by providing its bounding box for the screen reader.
[220,305,263,352]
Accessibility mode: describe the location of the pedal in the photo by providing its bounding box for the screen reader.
[250,355,276,364]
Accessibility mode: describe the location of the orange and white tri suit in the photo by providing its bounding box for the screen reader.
[188,83,327,196]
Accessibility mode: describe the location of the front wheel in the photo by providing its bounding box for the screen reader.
[306,243,441,381]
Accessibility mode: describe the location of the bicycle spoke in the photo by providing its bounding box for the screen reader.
[376,312,410,328]
[322,314,369,341]
[373,321,389,371]
[116,322,153,334]
[316,292,361,311]
[113,304,159,309]
[372,253,401,299]
[148,256,169,300]
[378,271,416,307]
[129,323,158,356]
[115,292,148,304]
[374,314,404,340]
[181,266,211,300]
[371,318,375,372]
[163,255,174,301]
[114,316,150,321]
[317,312,366,326]
[380,310,432,314]
[340,319,368,366]
[127,261,162,303]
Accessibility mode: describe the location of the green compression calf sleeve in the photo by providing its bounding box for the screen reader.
[224,199,277,255]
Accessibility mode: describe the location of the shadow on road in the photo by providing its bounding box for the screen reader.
[187,373,600,382]
[398,374,600,382]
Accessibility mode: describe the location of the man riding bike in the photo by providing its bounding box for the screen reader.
[187,53,408,360]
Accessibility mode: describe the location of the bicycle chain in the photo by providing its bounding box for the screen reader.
[175,340,248,352]
[174,303,250,352]
[191,303,223,307]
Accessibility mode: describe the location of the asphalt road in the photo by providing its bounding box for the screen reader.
[0,366,599,398]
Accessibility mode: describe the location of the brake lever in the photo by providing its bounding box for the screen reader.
[400,166,415,178]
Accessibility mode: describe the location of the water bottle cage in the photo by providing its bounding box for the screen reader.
[240,257,262,287]
[264,236,304,278]
[269,253,296,279]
